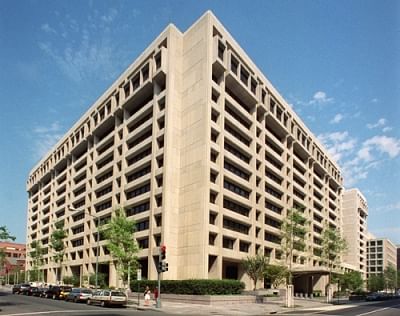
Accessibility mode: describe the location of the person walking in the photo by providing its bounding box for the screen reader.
[144,286,151,306]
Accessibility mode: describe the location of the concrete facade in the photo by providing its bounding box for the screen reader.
[26,12,346,291]
[367,238,397,277]
[341,189,368,279]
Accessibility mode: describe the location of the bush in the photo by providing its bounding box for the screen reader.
[130,279,245,295]
[63,275,80,286]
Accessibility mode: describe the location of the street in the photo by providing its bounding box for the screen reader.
[0,290,162,316]
[278,298,400,316]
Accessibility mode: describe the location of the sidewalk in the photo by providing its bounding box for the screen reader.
[127,297,338,315]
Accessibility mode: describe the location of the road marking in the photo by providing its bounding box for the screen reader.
[2,310,116,316]
[355,303,400,316]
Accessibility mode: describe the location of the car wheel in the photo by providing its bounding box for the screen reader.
[87,299,91,305]
[52,294,56,300]
[100,301,105,307]
[73,297,78,303]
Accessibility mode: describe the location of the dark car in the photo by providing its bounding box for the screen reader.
[45,286,72,299]
[38,287,49,297]
[12,284,21,294]
[28,287,41,296]
[18,283,31,295]
[66,288,92,303]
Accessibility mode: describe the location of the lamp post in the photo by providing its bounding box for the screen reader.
[68,206,100,289]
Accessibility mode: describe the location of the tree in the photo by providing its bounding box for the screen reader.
[241,253,269,290]
[29,240,44,282]
[383,264,397,292]
[281,207,309,284]
[0,226,16,241]
[49,221,67,282]
[101,207,139,288]
[321,226,347,286]
[367,274,385,292]
[264,264,288,289]
[339,271,363,292]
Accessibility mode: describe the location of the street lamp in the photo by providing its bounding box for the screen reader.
[68,206,100,289]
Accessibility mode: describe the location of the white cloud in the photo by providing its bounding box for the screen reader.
[101,8,118,23]
[363,135,400,158]
[374,202,400,213]
[330,113,344,124]
[383,126,393,133]
[318,131,357,163]
[38,11,127,83]
[309,91,333,105]
[319,130,400,188]
[367,118,386,129]
[41,23,57,34]
[371,98,379,103]
[31,121,64,160]
[357,146,373,162]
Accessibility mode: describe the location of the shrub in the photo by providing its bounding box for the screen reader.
[130,279,245,295]
[63,275,80,286]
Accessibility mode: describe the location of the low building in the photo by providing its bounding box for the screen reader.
[367,237,397,277]
[0,242,26,282]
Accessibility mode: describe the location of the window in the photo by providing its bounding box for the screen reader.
[224,180,250,199]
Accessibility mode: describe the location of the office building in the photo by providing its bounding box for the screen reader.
[26,11,345,291]
[367,237,397,277]
[341,189,368,279]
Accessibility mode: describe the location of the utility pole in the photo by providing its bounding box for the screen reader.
[156,244,168,308]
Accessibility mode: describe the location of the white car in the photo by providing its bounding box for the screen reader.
[87,289,127,307]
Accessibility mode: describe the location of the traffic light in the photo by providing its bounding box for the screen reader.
[160,244,166,261]
[158,261,168,272]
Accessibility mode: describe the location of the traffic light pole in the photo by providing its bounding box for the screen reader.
[156,271,161,308]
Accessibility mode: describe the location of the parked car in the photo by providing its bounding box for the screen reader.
[18,284,32,295]
[366,292,390,301]
[25,286,39,296]
[87,289,127,307]
[66,288,92,303]
[38,287,49,298]
[45,286,72,299]
[12,284,21,294]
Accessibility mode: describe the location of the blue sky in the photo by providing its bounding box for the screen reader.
[0,0,399,245]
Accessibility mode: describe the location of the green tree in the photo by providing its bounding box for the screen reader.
[101,207,139,288]
[383,264,397,291]
[264,264,288,289]
[29,240,44,282]
[0,226,16,241]
[321,226,347,286]
[63,275,80,286]
[367,274,385,292]
[242,253,269,290]
[339,271,363,292]
[281,207,309,284]
[50,221,67,282]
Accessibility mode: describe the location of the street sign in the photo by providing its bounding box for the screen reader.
[137,269,142,281]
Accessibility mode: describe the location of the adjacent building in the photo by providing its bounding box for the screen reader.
[367,237,397,277]
[0,242,26,280]
[341,189,368,279]
[26,11,346,292]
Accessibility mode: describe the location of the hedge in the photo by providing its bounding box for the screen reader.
[130,279,245,295]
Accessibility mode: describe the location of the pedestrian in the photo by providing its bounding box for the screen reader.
[154,286,159,304]
[144,286,151,306]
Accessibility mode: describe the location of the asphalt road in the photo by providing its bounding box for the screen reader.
[279,298,400,316]
[0,290,161,316]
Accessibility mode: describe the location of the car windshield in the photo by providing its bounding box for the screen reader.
[81,289,92,294]
[111,291,125,297]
